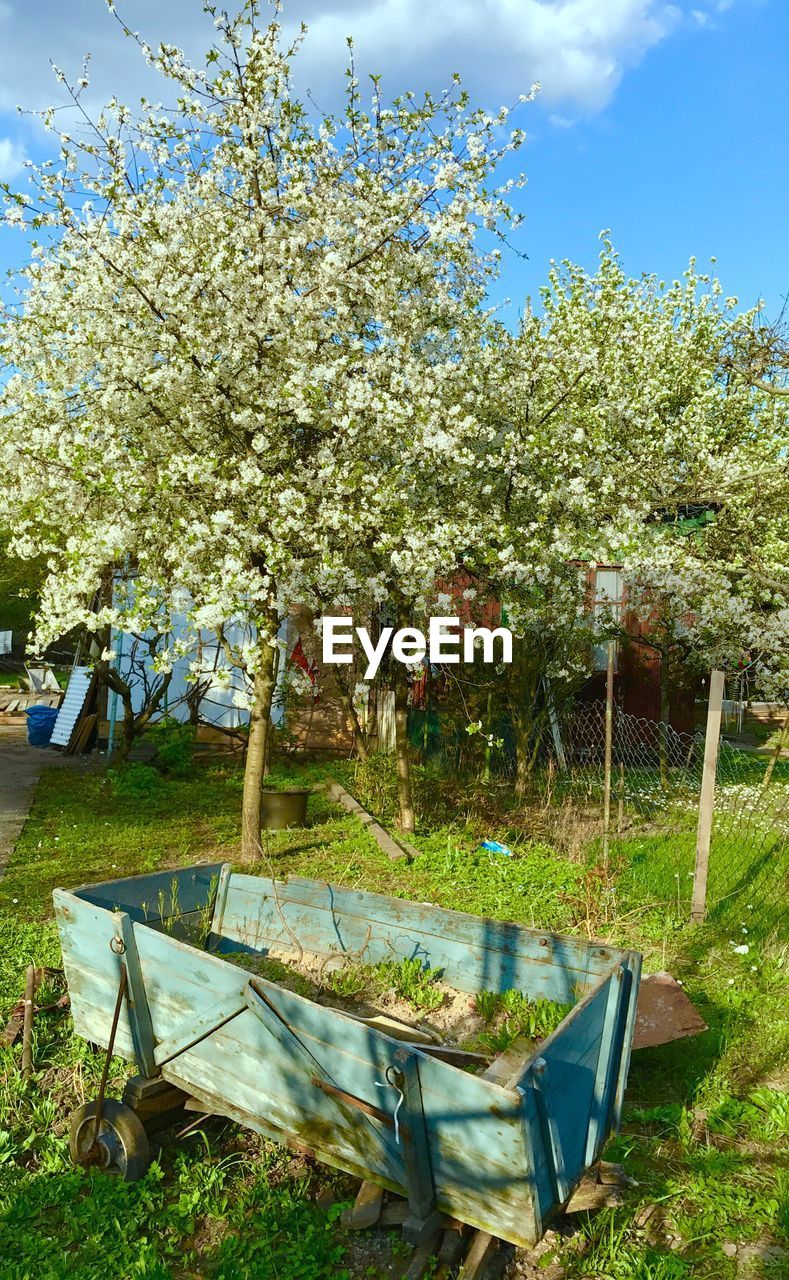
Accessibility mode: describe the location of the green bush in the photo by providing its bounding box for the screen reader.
[147,721,196,777]
[107,761,165,801]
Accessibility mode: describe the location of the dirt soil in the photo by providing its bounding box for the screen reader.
[227,942,494,1052]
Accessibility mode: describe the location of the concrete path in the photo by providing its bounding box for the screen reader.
[0,725,44,879]
[0,724,101,879]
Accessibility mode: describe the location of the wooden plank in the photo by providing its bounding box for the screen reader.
[525,1030,612,1224]
[530,1058,569,1204]
[341,1180,384,1230]
[458,1231,497,1279]
[163,1064,406,1196]
[116,911,158,1077]
[75,863,226,923]
[503,962,619,1091]
[584,966,625,1165]
[483,1036,535,1085]
[65,711,97,755]
[395,1048,437,1225]
[218,874,618,1002]
[244,976,403,1170]
[206,862,233,951]
[611,952,641,1135]
[404,1232,444,1280]
[326,780,412,861]
[345,1013,439,1045]
[691,669,725,921]
[515,1083,546,1243]
[564,1177,623,1213]
[380,1198,409,1226]
[53,891,137,1057]
[153,987,248,1066]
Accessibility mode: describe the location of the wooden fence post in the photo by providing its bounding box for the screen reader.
[691,670,725,923]
[602,640,616,869]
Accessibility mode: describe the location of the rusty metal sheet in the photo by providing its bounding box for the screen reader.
[632,971,707,1050]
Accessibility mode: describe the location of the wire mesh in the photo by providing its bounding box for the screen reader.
[538,701,789,939]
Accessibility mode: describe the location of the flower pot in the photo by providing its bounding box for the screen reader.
[260,787,310,830]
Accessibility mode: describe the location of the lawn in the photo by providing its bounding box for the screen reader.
[0,753,786,1279]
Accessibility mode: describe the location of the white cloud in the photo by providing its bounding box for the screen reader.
[0,1,725,128]
[288,1,684,112]
[0,136,27,180]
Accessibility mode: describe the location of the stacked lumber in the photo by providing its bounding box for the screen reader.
[0,689,63,723]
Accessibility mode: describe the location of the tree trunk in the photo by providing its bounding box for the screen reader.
[482,688,494,784]
[513,712,532,798]
[240,636,278,863]
[658,655,671,791]
[393,660,415,833]
[335,667,369,761]
[512,672,540,799]
[393,603,415,833]
[762,708,789,791]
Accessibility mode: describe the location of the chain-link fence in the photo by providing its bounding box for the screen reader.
[535,701,788,940]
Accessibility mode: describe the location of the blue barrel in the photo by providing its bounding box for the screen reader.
[26,705,59,747]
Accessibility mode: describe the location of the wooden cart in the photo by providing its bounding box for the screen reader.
[54,864,641,1250]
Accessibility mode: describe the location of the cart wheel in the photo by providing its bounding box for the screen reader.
[69,1099,150,1181]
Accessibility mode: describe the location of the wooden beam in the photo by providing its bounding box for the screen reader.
[340,1180,384,1230]
[458,1231,497,1278]
[114,912,158,1077]
[395,1048,439,1242]
[691,670,724,922]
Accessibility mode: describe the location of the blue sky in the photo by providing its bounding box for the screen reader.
[0,0,786,322]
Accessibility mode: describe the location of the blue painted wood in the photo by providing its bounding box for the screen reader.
[54,890,137,1055]
[130,919,539,1242]
[216,874,616,1003]
[530,1057,569,1203]
[500,965,612,1222]
[154,987,247,1067]
[206,862,233,951]
[75,863,225,924]
[515,1082,549,1242]
[611,952,642,1134]
[115,910,158,1077]
[585,965,627,1165]
[393,1047,437,1223]
[55,868,641,1249]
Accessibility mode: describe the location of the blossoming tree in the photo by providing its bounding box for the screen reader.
[0,1,530,856]
[468,242,788,787]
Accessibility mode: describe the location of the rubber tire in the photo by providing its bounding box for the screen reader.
[69,1098,151,1181]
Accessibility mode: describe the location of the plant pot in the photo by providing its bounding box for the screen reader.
[260,787,310,830]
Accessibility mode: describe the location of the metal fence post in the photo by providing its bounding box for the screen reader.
[691,670,725,923]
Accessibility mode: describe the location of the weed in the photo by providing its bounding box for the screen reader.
[146,720,196,777]
[107,760,166,801]
[324,963,375,1000]
[375,957,445,1011]
[473,989,572,1037]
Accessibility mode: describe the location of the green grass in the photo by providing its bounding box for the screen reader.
[0,754,786,1278]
